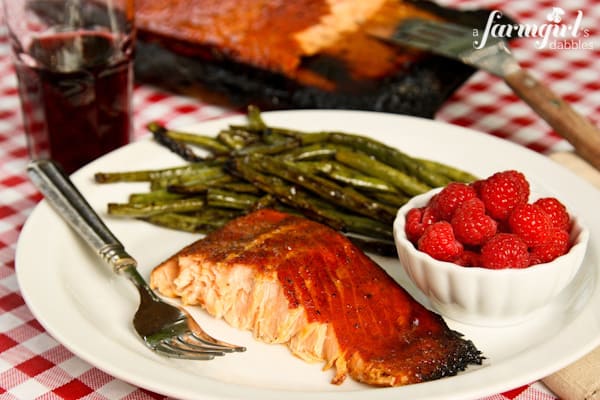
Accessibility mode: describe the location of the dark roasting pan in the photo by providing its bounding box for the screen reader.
[133,1,514,117]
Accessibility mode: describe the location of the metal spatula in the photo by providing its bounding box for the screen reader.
[369,19,600,171]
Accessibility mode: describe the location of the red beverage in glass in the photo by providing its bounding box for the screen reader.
[15,31,133,174]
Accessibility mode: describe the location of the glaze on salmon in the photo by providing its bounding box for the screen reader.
[150,209,482,386]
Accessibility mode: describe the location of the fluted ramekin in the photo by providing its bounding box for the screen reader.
[393,188,589,326]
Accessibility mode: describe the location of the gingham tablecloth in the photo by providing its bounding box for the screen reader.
[1,1,599,399]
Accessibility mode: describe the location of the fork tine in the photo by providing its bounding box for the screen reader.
[153,343,219,360]
[393,33,437,51]
[369,17,512,76]
[178,332,238,353]
[184,314,247,352]
[173,337,227,354]
[188,331,246,352]
[400,20,477,54]
[401,19,471,40]
[155,340,226,359]
[369,18,476,57]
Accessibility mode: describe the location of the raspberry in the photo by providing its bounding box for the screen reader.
[430,182,477,221]
[481,233,529,269]
[451,198,497,246]
[534,197,571,231]
[529,228,570,265]
[480,170,530,220]
[455,250,481,268]
[470,179,485,196]
[417,221,463,262]
[404,206,438,243]
[508,203,552,247]
[502,170,530,194]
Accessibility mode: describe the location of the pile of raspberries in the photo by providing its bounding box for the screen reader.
[404,170,572,269]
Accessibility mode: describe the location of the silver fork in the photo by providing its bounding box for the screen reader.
[27,159,246,360]
[369,19,600,171]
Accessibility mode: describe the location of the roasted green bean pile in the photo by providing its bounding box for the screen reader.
[95,106,477,256]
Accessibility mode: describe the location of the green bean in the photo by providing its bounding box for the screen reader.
[232,138,300,156]
[166,175,234,194]
[143,213,216,234]
[312,161,399,193]
[293,161,398,193]
[206,188,261,210]
[94,161,223,183]
[129,190,187,203]
[236,105,291,138]
[288,161,322,175]
[232,125,330,145]
[217,129,259,150]
[316,203,393,240]
[369,191,410,208]
[190,207,244,220]
[247,104,267,130]
[232,158,346,230]
[415,158,478,183]
[150,166,228,190]
[143,209,241,233]
[279,143,339,161]
[262,130,290,145]
[335,149,431,196]
[236,124,469,186]
[321,132,453,187]
[97,105,479,258]
[107,198,205,217]
[245,154,397,223]
[95,170,151,183]
[147,122,204,162]
[235,124,328,145]
[249,186,393,240]
[251,194,279,210]
[225,161,392,240]
[328,132,475,186]
[217,182,262,194]
[163,129,230,155]
[222,105,476,185]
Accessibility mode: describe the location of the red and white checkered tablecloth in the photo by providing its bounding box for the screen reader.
[1,0,599,399]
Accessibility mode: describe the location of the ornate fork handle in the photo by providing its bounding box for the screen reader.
[27,160,132,269]
[26,160,155,295]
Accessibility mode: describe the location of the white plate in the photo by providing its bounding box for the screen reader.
[16,110,600,400]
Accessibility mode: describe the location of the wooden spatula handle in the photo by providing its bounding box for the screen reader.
[505,68,600,171]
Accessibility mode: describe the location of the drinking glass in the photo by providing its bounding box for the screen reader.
[2,0,135,174]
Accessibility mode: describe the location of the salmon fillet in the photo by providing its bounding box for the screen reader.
[150,209,482,386]
[136,0,439,83]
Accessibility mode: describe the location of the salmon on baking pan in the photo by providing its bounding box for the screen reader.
[150,209,482,386]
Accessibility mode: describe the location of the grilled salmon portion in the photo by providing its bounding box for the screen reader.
[136,0,439,85]
[150,209,482,386]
